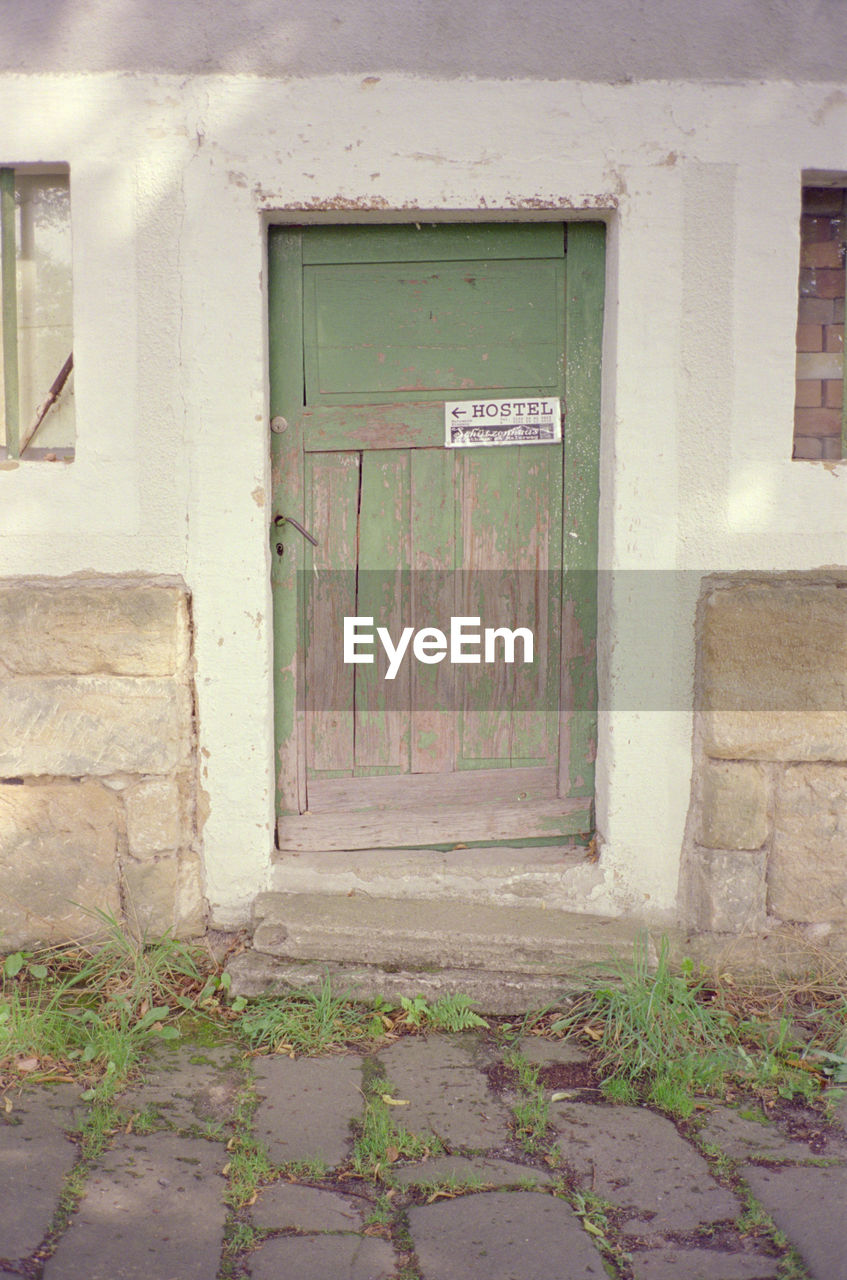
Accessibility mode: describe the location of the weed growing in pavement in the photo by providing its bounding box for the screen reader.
[552,936,738,1117]
[551,934,847,1117]
[365,1191,397,1225]
[280,1156,330,1181]
[504,1048,552,1154]
[396,993,489,1033]
[75,1100,123,1159]
[566,1188,632,1273]
[222,1078,276,1208]
[223,1218,264,1254]
[353,1065,442,1181]
[0,914,222,1098]
[236,972,383,1055]
[401,1170,487,1199]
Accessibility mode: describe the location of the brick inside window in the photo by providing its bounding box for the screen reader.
[793,185,846,460]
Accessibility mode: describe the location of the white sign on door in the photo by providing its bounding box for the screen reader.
[445,397,562,448]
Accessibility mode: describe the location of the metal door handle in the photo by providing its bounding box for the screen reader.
[273,513,319,551]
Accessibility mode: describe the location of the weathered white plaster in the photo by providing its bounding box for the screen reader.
[1,44,846,925]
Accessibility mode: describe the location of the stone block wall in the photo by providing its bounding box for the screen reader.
[0,577,205,950]
[684,577,847,942]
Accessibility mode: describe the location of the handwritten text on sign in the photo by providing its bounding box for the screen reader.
[445,397,562,448]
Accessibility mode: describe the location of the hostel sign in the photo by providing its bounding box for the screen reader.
[445,397,561,447]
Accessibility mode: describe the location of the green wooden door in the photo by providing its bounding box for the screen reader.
[269,223,604,852]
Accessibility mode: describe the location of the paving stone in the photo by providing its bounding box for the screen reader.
[408,1190,607,1279]
[43,1133,226,1280]
[697,1106,819,1162]
[549,1102,740,1235]
[250,1182,366,1231]
[252,1054,363,1166]
[248,1234,396,1280]
[119,1044,242,1132]
[742,1163,847,1280]
[630,1245,780,1279]
[388,1154,554,1188]
[377,1037,509,1150]
[0,1084,82,1260]
[517,1036,589,1065]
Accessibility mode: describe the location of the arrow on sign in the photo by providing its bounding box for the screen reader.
[451,406,467,418]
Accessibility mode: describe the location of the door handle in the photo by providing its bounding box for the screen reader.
[273,513,318,554]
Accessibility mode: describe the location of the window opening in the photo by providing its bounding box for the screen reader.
[0,166,74,459]
[793,184,846,460]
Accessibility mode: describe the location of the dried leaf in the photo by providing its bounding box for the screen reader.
[3,1096,12,1113]
[550,1091,571,1102]
[381,1094,410,1107]
[15,1056,39,1074]
[385,1145,399,1163]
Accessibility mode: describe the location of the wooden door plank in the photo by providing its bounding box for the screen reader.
[458,446,558,768]
[410,448,459,773]
[279,795,591,851]
[269,228,307,817]
[301,222,566,265]
[303,402,444,451]
[459,446,515,766]
[508,443,562,765]
[304,451,360,775]
[308,764,557,813]
[355,449,411,771]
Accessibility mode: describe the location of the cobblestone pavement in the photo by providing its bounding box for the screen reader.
[2,1033,846,1279]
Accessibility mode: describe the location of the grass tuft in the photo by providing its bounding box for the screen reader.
[236,973,381,1056]
[553,936,738,1117]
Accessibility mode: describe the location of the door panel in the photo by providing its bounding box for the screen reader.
[270,222,603,852]
[304,258,564,402]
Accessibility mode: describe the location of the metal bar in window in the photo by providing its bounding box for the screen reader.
[0,167,19,459]
[20,352,73,453]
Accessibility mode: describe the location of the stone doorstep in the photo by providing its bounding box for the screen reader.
[226,951,596,1010]
[228,891,662,1010]
[227,884,847,1011]
[250,891,655,973]
[269,845,605,912]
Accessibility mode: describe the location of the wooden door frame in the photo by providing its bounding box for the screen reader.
[268,220,605,847]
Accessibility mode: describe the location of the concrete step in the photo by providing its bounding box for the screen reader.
[268,845,606,912]
[226,891,666,1011]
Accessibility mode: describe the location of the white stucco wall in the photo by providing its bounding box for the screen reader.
[1,9,846,925]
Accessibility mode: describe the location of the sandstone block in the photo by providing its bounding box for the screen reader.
[699,760,770,849]
[700,583,847,760]
[690,848,768,933]
[0,580,189,676]
[176,851,206,936]
[123,851,205,939]
[124,775,191,857]
[769,765,847,922]
[0,676,192,777]
[0,781,120,948]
